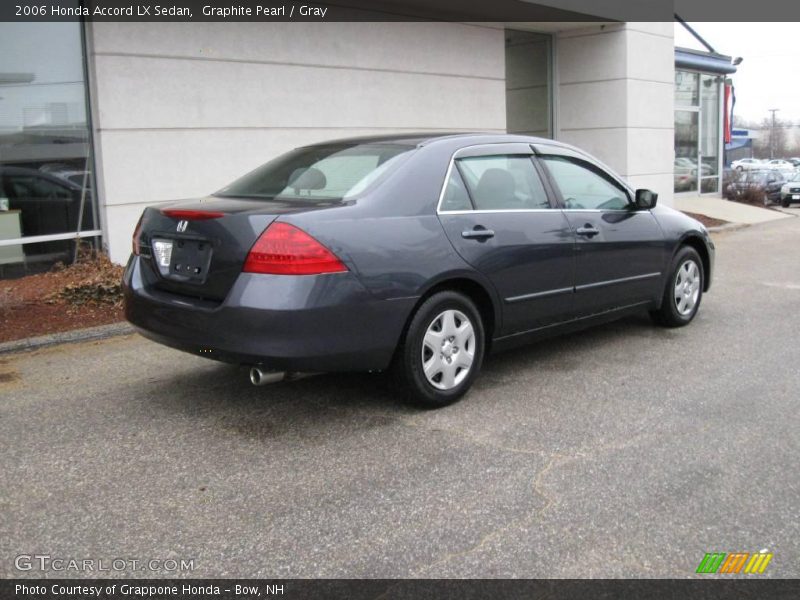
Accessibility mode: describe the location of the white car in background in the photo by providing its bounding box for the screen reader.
[731,158,763,172]
[763,159,796,174]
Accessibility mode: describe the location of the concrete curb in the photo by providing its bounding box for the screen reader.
[0,322,135,356]
[707,222,750,234]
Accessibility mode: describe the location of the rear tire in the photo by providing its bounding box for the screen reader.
[393,291,485,408]
[650,246,704,328]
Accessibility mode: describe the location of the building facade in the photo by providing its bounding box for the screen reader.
[1,18,678,271]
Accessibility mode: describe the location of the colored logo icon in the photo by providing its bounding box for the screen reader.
[696,551,773,574]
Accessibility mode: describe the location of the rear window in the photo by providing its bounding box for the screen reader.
[215,143,413,202]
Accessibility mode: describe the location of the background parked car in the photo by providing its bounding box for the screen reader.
[731,158,763,172]
[674,158,696,191]
[763,159,796,174]
[725,169,784,205]
[779,171,800,207]
[0,166,94,262]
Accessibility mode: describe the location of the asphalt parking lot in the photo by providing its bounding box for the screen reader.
[1,212,799,579]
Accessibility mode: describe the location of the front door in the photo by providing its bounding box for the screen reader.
[537,152,665,316]
[436,144,576,335]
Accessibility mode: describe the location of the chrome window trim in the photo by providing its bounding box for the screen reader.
[441,208,562,215]
[436,143,552,215]
[436,158,459,214]
[436,142,640,215]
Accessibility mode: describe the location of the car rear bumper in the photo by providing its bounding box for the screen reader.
[123,256,415,372]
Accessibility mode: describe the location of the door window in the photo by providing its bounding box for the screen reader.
[439,166,473,211]
[455,155,550,210]
[541,156,630,210]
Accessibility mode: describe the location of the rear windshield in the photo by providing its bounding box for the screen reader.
[215,143,414,201]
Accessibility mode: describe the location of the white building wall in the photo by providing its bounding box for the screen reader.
[554,22,674,205]
[85,22,507,263]
[87,21,676,264]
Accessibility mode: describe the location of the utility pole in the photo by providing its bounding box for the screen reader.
[768,108,780,159]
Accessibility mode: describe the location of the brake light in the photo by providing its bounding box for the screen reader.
[161,209,225,220]
[132,214,144,255]
[243,222,347,275]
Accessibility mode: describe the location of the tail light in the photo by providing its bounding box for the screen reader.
[161,209,225,220]
[243,222,347,275]
[132,214,144,255]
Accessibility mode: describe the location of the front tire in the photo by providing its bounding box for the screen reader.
[393,291,485,408]
[651,246,704,328]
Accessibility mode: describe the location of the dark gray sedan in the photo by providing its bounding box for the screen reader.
[124,133,714,407]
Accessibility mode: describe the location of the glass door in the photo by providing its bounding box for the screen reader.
[699,74,721,193]
[674,110,700,193]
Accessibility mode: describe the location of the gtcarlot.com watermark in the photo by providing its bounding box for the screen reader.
[14,554,195,573]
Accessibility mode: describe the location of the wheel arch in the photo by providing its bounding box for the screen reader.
[402,274,501,353]
[678,233,711,292]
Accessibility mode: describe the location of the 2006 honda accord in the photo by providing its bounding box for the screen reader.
[124,133,714,407]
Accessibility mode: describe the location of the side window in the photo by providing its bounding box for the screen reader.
[455,155,550,210]
[541,156,630,210]
[440,166,472,211]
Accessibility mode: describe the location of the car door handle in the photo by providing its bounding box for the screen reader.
[576,225,600,237]
[462,228,495,240]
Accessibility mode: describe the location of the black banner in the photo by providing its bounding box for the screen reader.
[3,579,800,600]
[3,0,800,22]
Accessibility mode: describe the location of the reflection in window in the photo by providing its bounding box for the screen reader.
[674,111,699,193]
[675,70,699,107]
[541,156,630,210]
[0,22,97,276]
[700,75,720,179]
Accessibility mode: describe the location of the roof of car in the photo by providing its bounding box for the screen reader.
[300,132,561,149]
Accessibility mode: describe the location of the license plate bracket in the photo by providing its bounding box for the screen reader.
[152,237,213,283]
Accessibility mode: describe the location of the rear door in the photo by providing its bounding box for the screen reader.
[436,143,576,336]
[535,145,665,315]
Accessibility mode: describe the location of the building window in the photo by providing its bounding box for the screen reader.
[674,69,722,195]
[675,70,699,107]
[505,29,552,138]
[0,22,99,277]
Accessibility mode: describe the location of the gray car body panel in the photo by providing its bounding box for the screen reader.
[123,133,714,372]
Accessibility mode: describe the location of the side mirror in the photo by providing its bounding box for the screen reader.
[635,189,658,210]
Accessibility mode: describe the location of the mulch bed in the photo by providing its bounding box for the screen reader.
[0,253,125,344]
[680,211,731,229]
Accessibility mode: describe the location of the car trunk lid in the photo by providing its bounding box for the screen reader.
[137,196,343,301]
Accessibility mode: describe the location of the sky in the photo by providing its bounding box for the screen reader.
[674,22,800,125]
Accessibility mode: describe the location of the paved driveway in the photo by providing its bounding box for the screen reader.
[1,215,799,578]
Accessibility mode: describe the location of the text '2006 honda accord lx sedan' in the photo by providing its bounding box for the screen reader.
[124,133,714,407]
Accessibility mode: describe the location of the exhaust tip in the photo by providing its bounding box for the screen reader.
[249,367,285,386]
